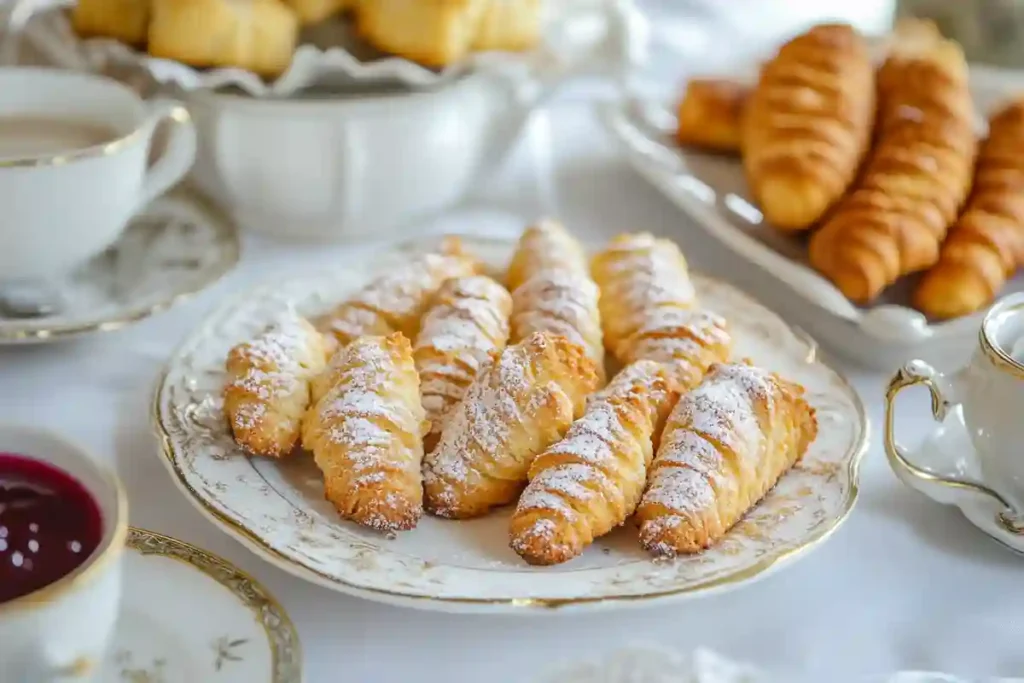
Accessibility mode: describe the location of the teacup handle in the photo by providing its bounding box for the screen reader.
[884,359,1024,535]
[135,98,197,212]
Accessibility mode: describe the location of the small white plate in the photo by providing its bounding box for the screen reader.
[0,189,239,345]
[153,234,867,614]
[602,65,1024,371]
[98,527,301,683]
[884,406,1024,556]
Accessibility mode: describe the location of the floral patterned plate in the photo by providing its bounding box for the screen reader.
[97,528,301,683]
[153,235,868,614]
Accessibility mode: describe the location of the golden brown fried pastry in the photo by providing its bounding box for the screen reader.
[224,314,329,458]
[302,333,428,532]
[808,27,976,303]
[473,0,543,53]
[621,307,732,391]
[286,0,351,24]
[509,361,677,565]
[915,100,1024,319]
[590,233,696,361]
[356,0,490,66]
[508,221,604,378]
[72,0,151,45]
[423,332,600,519]
[677,79,749,154]
[413,275,513,452]
[742,23,876,231]
[148,0,301,77]
[635,361,818,557]
[321,237,482,347]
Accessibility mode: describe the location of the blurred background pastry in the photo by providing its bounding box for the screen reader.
[675,78,748,154]
[72,0,151,46]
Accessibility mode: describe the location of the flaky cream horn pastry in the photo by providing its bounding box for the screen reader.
[413,275,513,453]
[224,313,328,458]
[622,307,733,391]
[507,222,604,378]
[423,332,600,519]
[590,233,696,362]
[302,333,428,533]
[808,26,976,303]
[72,0,151,45]
[148,0,300,78]
[914,99,1024,319]
[588,360,681,449]
[635,362,818,557]
[510,361,677,565]
[741,23,876,231]
[676,78,750,154]
[321,236,482,347]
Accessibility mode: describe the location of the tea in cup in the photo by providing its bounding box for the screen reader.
[885,292,1024,530]
[0,67,196,281]
[0,426,128,683]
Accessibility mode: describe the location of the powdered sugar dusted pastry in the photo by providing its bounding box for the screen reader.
[303,333,428,532]
[622,307,732,391]
[510,361,677,565]
[590,233,696,360]
[148,0,300,77]
[635,362,818,557]
[322,237,482,346]
[356,0,490,66]
[508,222,604,377]
[413,275,513,452]
[423,332,600,519]
[473,0,544,53]
[224,314,329,458]
[72,0,151,45]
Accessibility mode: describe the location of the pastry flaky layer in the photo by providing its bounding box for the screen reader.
[915,99,1024,319]
[302,333,429,533]
[742,23,876,231]
[635,361,818,557]
[508,221,605,381]
[224,314,329,458]
[591,233,733,388]
[676,79,750,154]
[510,361,680,566]
[148,0,301,78]
[413,275,513,453]
[321,237,482,347]
[423,331,600,519]
[808,23,976,304]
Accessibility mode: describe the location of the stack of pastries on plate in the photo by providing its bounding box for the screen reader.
[71,0,545,76]
[673,19,1024,320]
[222,224,819,564]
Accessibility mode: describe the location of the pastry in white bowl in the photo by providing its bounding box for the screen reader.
[286,0,352,24]
[72,0,151,45]
[148,0,300,77]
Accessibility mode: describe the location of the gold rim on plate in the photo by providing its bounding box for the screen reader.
[127,527,302,681]
[150,236,870,610]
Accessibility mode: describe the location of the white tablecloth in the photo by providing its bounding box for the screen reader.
[4,100,1022,683]
[6,3,1024,681]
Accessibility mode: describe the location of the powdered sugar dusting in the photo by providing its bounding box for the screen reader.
[511,271,602,359]
[597,235,697,323]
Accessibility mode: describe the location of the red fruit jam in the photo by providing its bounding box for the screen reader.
[0,453,103,604]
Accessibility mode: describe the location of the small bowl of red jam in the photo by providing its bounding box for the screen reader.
[0,425,127,677]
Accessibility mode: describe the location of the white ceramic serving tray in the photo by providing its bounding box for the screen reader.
[154,235,867,614]
[602,63,1024,371]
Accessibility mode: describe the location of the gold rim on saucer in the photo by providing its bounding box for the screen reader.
[127,527,302,682]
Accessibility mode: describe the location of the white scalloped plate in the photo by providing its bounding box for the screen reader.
[153,235,867,614]
[602,64,1024,371]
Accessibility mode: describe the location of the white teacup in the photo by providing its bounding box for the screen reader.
[0,67,196,280]
[0,426,128,683]
[884,292,1024,533]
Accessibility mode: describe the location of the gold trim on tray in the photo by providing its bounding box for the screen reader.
[150,261,870,610]
[127,527,302,682]
[0,191,240,343]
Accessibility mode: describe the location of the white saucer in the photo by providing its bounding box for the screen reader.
[890,408,1024,555]
[98,528,301,683]
[0,189,239,345]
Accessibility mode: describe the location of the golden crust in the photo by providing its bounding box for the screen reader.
[472,0,543,53]
[285,0,351,24]
[915,100,1024,319]
[742,23,876,231]
[355,0,490,67]
[72,0,151,45]
[676,79,749,154]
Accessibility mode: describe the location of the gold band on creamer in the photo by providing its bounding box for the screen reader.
[980,300,1024,380]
